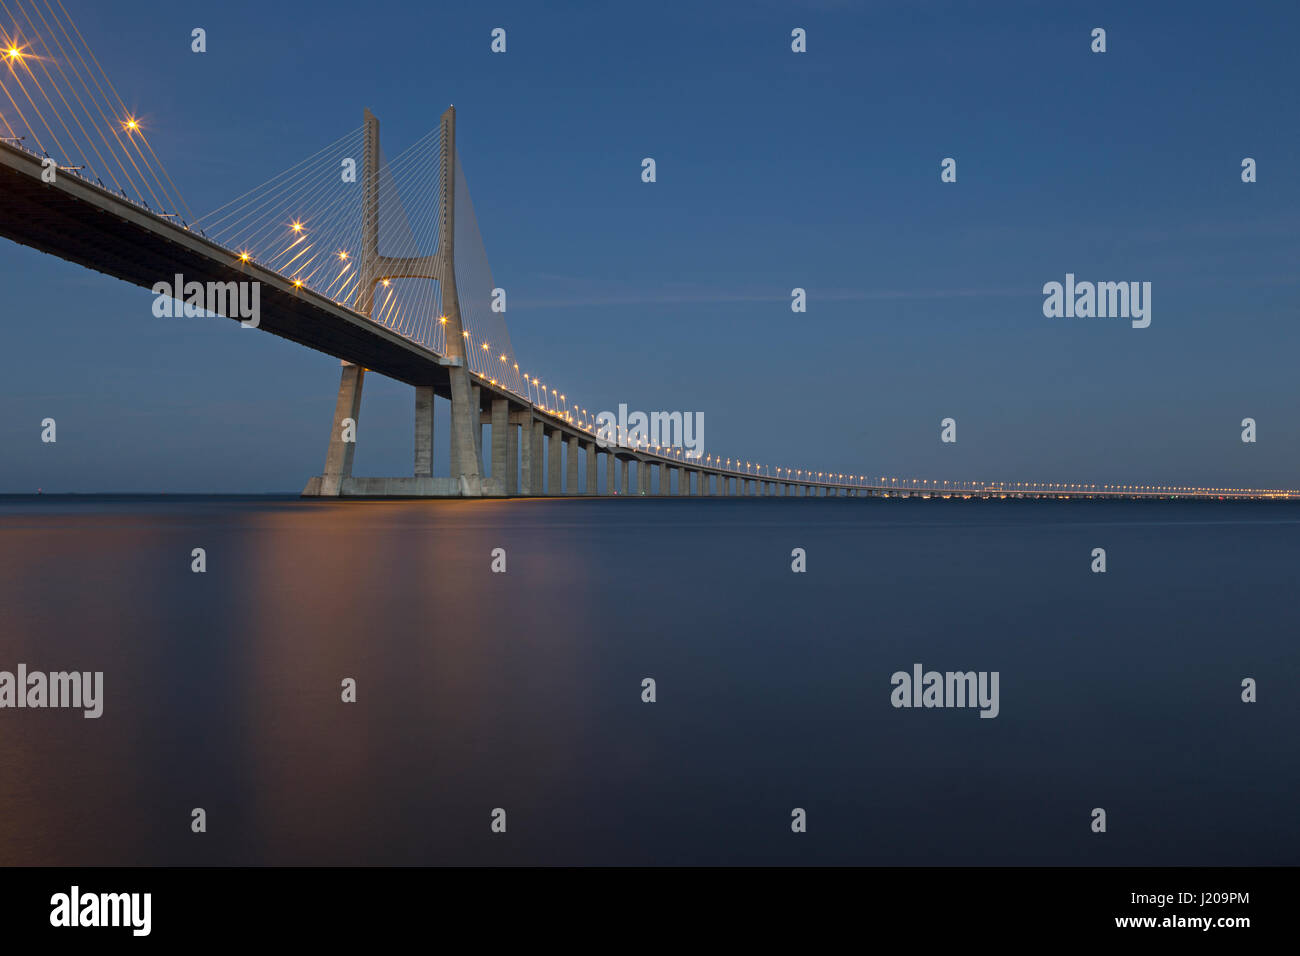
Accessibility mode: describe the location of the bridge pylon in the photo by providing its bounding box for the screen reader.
[303,106,491,497]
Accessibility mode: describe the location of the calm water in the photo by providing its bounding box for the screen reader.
[0,496,1295,866]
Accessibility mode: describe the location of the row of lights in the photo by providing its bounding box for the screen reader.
[218,192,1300,498]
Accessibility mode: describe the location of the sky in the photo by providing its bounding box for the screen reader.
[2,0,1298,492]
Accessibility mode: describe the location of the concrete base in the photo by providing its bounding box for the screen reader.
[302,475,503,497]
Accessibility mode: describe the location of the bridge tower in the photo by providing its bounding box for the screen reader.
[304,106,486,497]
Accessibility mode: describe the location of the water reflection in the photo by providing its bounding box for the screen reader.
[0,497,1296,865]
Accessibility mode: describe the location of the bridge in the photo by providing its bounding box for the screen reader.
[0,10,1294,501]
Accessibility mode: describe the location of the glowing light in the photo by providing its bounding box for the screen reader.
[4,45,24,61]
[238,252,250,262]
[338,250,349,260]
[292,279,303,288]
[291,221,304,233]
[123,117,140,131]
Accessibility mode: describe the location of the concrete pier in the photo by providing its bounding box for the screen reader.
[490,398,508,496]
[548,430,562,494]
[505,415,519,494]
[532,421,544,492]
[565,436,579,494]
[319,362,365,496]
[518,414,534,495]
[414,385,434,478]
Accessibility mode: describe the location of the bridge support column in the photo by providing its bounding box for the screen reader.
[566,436,579,494]
[637,460,649,495]
[658,464,668,496]
[470,384,483,471]
[585,442,598,495]
[506,416,519,495]
[414,384,434,478]
[621,457,630,495]
[606,454,618,495]
[532,421,545,492]
[518,415,534,495]
[490,399,508,496]
[316,362,365,496]
[446,369,482,495]
[548,430,562,494]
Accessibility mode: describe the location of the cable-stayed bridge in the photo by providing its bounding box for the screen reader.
[0,10,1294,500]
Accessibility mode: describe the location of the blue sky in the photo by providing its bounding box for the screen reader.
[2,0,1298,491]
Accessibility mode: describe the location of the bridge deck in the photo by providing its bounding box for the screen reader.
[0,141,451,390]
